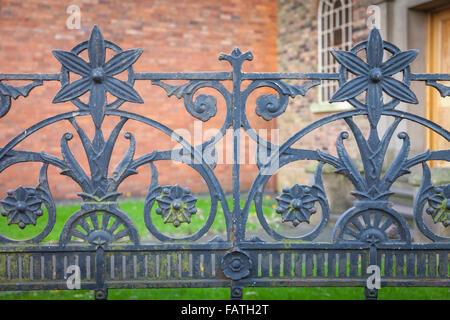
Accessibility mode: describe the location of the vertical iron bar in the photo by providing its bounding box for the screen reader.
[231,55,242,245]
[94,246,107,300]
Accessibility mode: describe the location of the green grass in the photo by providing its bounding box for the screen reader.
[0,287,448,300]
[0,199,448,300]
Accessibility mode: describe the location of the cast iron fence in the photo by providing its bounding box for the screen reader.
[0,26,448,300]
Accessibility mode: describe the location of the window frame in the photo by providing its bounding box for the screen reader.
[315,0,353,110]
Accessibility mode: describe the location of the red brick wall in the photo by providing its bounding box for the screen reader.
[0,0,277,200]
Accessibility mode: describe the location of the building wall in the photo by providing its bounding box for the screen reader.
[277,0,372,190]
[0,0,277,200]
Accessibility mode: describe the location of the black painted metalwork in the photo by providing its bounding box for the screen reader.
[0,26,448,299]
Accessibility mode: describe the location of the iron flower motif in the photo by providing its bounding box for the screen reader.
[155,185,197,227]
[330,27,418,126]
[0,187,43,229]
[275,184,318,226]
[52,25,143,128]
[426,184,450,227]
[221,250,252,280]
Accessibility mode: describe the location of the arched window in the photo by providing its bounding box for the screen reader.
[318,0,352,104]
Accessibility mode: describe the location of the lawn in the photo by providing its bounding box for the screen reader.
[0,286,447,300]
[0,198,448,300]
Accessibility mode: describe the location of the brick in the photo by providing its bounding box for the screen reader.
[0,0,277,200]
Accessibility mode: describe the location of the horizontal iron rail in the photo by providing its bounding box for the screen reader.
[1,72,449,81]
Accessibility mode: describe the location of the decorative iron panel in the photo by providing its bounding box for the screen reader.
[0,26,448,300]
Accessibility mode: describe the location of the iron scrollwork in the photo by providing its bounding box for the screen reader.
[0,25,229,246]
[0,24,448,299]
[152,80,221,122]
[0,26,448,245]
[0,80,43,118]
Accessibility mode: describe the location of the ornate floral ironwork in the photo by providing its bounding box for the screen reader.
[414,163,450,242]
[426,184,450,227]
[275,184,318,226]
[318,118,429,204]
[0,81,43,118]
[59,204,139,246]
[152,80,219,121]
[52,25,143,127]
[255,94,279,121]
[193,94,217,119]
[51,118,139,202]
[251,80,320,121]
[333,207,410,244]
[330,28,419,127]
[0,25,447,300]
[221,250,252,280]
[155,185,198,227]
[1,186,43,229]
[426,80,450,97]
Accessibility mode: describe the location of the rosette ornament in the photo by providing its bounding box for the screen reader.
[426,184,450,227]
[52,25,143,128]
[1,187,43,229]
[155,185,198,227]
[275,184,318,226]
[221,250,252,280]
[330,27,418,127]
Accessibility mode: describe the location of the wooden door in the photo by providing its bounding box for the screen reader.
[427,8,450,167]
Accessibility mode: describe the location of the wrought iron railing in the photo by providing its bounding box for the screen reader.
[0,26,448,299]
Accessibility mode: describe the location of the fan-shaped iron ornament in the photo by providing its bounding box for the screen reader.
[0,25,448,300]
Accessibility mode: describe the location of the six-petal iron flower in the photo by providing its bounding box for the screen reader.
[52,25,143,128]
[330,27,418,127]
